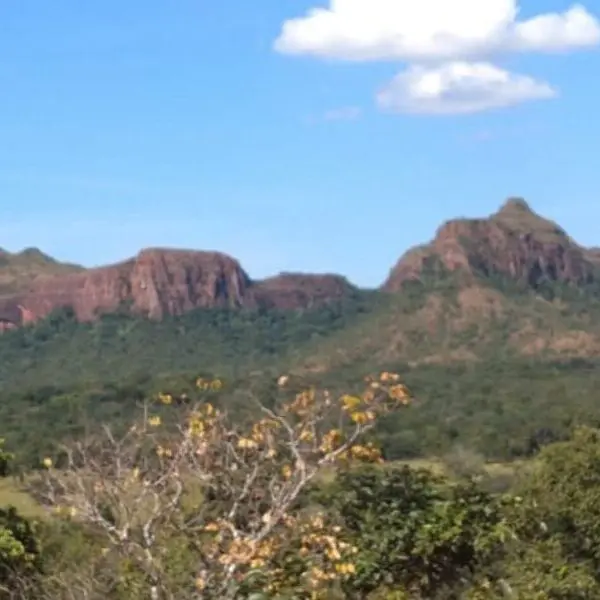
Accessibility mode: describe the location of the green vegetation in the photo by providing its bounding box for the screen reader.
[5,399,600,597]
[5,199,600,595]
[0,292,380,393]
[3,269,600,466]
[0,248,82,296]
[2,288,600,596]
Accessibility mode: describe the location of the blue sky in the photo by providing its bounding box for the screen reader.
[1,0,599,287]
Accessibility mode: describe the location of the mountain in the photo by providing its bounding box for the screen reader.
[292,198,600,375]
[0,247,83,296]
[0,249,84,330]
[0,248,360,327]
[2,197,600,464]
[2,197,599,351]
[384,198,595,292]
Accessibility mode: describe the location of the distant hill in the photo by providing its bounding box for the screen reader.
[0,247,83,296]
[292,198,600,376]
[3,198,600,368]
[2,198,600,464]
[2,197,599,333]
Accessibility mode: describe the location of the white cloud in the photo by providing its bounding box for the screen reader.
[377,62,556,114]
[323,106,362,120]
[274,0,600,61]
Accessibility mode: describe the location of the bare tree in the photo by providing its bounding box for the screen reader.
[32,373,410,599]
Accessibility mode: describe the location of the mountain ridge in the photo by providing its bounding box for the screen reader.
[1,198,598,334]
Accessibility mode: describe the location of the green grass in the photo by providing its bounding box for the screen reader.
[397,457,525,477]
[0,477,46,518]
[0,456,532,527]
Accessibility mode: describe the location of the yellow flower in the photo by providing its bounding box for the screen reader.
[195,577,206,590]
[188,416,205,436]
[389,384,411,403]
[350,443,382,463]
[341,395,361,411]
[320,429,343,453]
[282,464,292,479]
[299,429,314,442]
[237,437,258,449]
[310,515,325,529]
[42,457,53,468]
[158,392,172,405]
[325,547,342,561]
[156,445,172,458]
[335,562,356,575]
[148,415,161,427]
[380,371,400,383]
[350,411,371,424]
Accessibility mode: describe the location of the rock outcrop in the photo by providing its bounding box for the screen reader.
[2,198,598,330]
[0,249,359,327]
[0,303,36,331]
[3,249,252,323]
[253,273,357,310]
[384,198,597,292]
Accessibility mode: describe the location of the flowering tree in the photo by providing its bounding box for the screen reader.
[0,440,41,600]
[33,373,410,599]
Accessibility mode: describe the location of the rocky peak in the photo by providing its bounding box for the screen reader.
[383,198,596,292]
[491,197,569,244]
[496,196,533,215]
[18,247,53,260]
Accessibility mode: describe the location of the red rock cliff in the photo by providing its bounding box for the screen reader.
[253,273,356,309]
[384,198,596,292]
[8,248,253,322]
[0,249,358,326]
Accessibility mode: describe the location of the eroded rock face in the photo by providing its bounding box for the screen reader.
[0,303,36,329]
[587,248,600,267]
[384,199,597,292]
[7,249,253,322]
[0,249,359,328]
[2,198,597,330]
[253,273,356,310]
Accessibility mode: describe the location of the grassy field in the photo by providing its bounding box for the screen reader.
[0,476,46,518]
[0,457,528,521]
